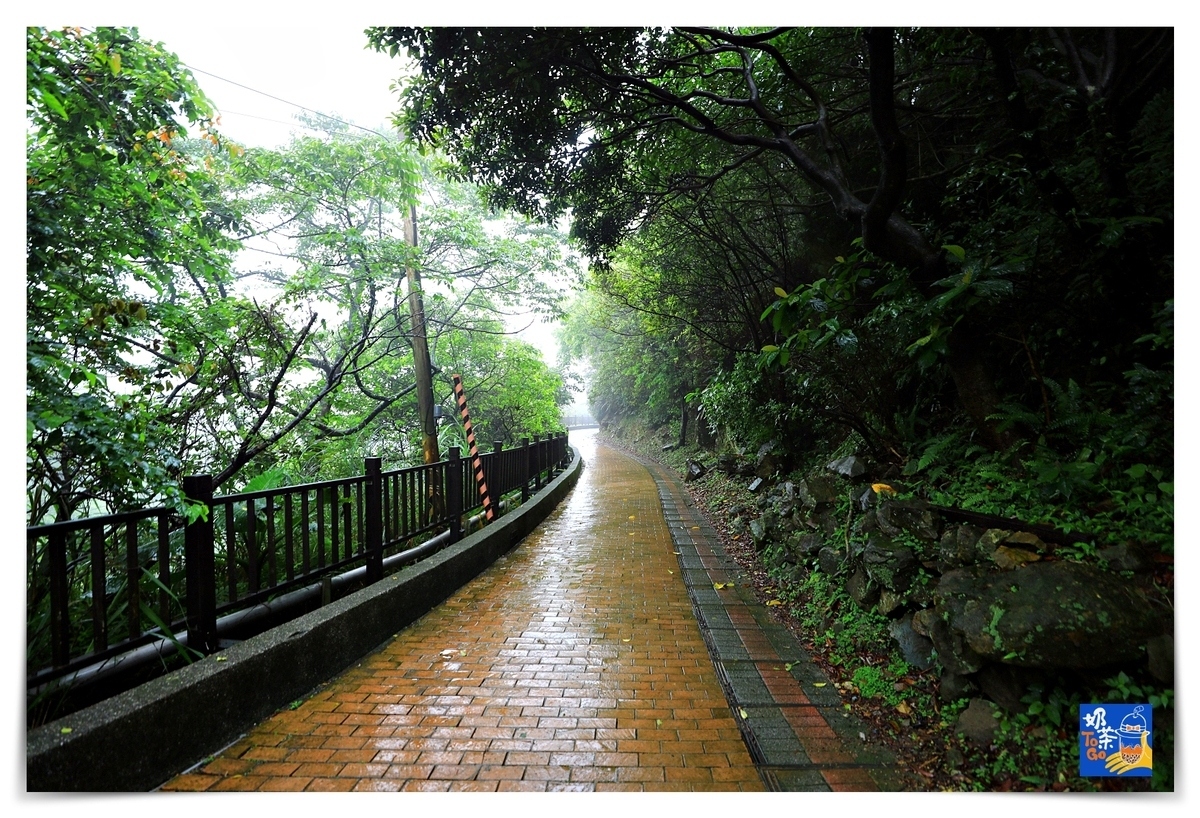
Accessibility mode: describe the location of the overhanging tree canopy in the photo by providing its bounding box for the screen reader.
[369,26,1173,450]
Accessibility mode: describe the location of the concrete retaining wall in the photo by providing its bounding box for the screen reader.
[26,448,583,792]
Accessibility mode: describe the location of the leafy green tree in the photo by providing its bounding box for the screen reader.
[213,117,423,483]
[435,321,568,448]
[559,284,695,435]
[27,26,241,522]
[226,123,576,479]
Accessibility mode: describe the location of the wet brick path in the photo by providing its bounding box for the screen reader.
[160,431,903,792]
[631,449,905,792]
[161,432,764,792]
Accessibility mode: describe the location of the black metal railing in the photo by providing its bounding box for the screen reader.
[27,433,571,694]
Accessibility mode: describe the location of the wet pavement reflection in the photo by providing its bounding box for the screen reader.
[162,429,764,791]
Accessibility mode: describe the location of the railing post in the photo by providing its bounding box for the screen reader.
[48,530,69,668]
[493,441,504,511]
[447,447,463,543]
[533,434,543,490]
[365,457,383,583]
[183,474,218,655]
[520,437,531,502]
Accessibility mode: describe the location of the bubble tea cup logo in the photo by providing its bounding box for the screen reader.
[1079,703,1152,777]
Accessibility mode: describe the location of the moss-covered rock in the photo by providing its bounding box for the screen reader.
[933,561,1164,670]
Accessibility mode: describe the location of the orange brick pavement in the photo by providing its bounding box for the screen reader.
[160,432,765,792]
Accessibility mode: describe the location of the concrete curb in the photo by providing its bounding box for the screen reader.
[26,449,583,792]
[622,447,908,791]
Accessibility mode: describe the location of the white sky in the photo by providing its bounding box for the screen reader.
[133,23,409,151]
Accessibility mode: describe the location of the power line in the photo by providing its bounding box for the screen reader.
[216,107,399,141]
[71,25,403,142]
[184,64,398,141]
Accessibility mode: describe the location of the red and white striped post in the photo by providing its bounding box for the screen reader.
[451,374,495,522]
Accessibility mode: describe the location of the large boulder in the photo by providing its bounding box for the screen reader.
[853,484,877,512]
[749,511,777,550]
[818,546,843,576]
[956,698,999,746]
[876,498,942,542]
[862,536,918,593]
[796,476,840,508]
[933,561,1164,670]
[787,532,825,560]
[809,508,839,538]
[827,454,867,478]
[756,440,784,479]
[937,524,987,572]
[929,608,986,675]
[889,613,935,670]
[846,568,879,607]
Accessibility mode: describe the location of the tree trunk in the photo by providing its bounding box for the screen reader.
[696,406,717,450]
[678,395,689,448]
[404,204,440,466]
[404,205,444,523]
[946,322,1017,452]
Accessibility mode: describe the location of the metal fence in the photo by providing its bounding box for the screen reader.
[27,433,571,697]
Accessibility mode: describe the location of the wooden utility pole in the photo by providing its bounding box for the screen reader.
[404,203,440,466]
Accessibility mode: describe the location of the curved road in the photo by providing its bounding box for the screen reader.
[162,430,764,791]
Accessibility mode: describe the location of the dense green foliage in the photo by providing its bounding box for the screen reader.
[223,122,572,485]
[376,26,1173,553]
[28,26,241,522]
[26,27,576,723]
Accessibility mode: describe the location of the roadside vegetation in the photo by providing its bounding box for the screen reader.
[604,420,1171,791]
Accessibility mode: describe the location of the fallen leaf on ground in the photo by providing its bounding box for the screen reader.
[813,682,827,688]
[739,708,749,719]
[766,599,782,606]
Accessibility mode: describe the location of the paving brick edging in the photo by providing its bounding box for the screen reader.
[26,449,584,793]
[624,449,911,792]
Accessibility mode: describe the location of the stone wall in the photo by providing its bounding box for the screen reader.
[721,451,1173,729]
